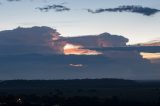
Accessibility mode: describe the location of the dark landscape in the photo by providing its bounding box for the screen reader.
[1,79,160,106]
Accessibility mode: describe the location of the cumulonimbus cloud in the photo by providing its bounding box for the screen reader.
[36,4,70,12]
[0,26,160,80]
[87,5,160,16]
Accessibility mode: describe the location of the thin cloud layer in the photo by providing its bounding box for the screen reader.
[36,4,70,12]
[1,1,160,16]
[88,46,160,53]
[87,5,160,16]
[7,0,21,2]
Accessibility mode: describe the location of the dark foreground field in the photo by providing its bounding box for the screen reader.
[0,79,160,106]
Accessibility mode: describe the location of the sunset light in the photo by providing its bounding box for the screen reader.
[1,0,160,105]
[140,52,160,60]
[63,43,102,55]
[69,64,83,67]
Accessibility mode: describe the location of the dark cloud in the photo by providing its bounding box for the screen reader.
[0,26,59,54]
[0,26,160,80]
[87,5,160,16]
[137,40,160,46]
[0,27,129,55]
[0,53,159,80]
[61,33,129,47]
[88,46,160,53]
[52,32,129,54]
[36,4,70,12]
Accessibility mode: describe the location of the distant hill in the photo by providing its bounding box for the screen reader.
[0,79,136,89]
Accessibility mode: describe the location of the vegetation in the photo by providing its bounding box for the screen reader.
[0,79,160,106]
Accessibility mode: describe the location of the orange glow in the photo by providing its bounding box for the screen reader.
[69,64,83,67]
[63,43,102,55]
[52,32,60,41]
[140,52,160,59]
[64,43,82,50]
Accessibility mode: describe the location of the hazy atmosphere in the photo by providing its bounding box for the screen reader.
[0,0,160,44]
[0,0,160,80]
[1,1,160,106]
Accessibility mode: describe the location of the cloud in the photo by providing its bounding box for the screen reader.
[0,0,21,5]
[87,5,160,16]
[0,27,129,56]
[88,46,160,53]
[0,26,59,54]
[36,4,70,12]
[6,0,21,2]
[0,53,159,80]
[0,26,160,80]
[52,32,129,55]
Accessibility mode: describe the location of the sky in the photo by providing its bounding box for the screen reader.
[0,0,160,44]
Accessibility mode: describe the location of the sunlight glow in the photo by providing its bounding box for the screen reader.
[63,43,102,55]
[69,64,83,67]
[140,52,160,59]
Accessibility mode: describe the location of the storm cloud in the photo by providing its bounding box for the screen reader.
[0,27,129,55]
[0,26,60,54]
[36,4,70,12]
[0,26,160,80]
[88,46,160,53]
[87,5,160,16]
